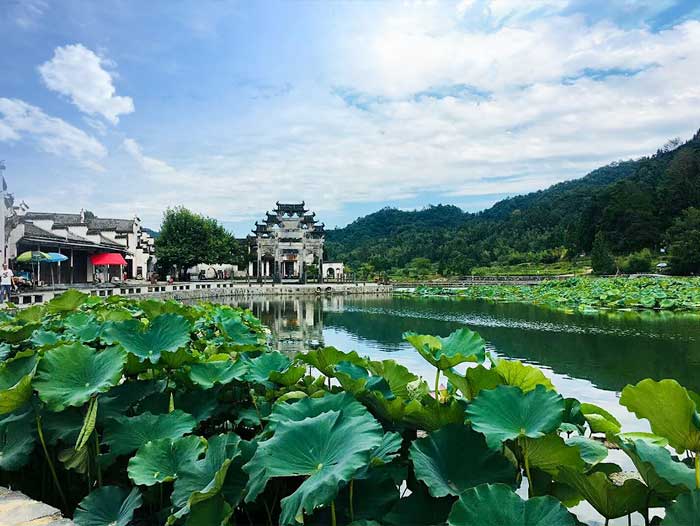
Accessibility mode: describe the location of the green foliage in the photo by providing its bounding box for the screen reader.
[591,232,616,275]
[667,207,700,275]
[155,206,242,273]
[1,292,700,524]
[619,248,653,274]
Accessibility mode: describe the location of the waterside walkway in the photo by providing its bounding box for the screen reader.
[0,488,73,526]
[10,281,393,308]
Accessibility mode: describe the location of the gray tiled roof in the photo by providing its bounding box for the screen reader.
[24,212,134,233]
[21,222,125,250]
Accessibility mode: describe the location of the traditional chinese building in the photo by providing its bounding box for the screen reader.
[248,202,327,283]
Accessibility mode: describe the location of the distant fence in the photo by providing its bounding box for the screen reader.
[391,275,569,288]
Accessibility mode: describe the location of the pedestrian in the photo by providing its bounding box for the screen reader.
[1,263,14,303]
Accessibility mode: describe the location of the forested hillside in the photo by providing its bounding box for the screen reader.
[326,130,700,275]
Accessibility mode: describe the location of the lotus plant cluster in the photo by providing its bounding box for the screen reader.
[0,290,699,525]
[412,277,700,313]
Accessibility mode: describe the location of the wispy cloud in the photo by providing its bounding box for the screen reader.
[38,44,134,125]
[0,98,107,171]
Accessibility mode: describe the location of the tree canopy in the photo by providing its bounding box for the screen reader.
[155,207,242,273]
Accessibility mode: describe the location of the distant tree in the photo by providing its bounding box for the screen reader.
[591,232,616,274]
[408,257,434,278]
[155,207,240,274]
[620,249,652,274]
[667,207,700,275]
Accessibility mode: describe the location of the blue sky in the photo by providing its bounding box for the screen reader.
[2,0,700,234]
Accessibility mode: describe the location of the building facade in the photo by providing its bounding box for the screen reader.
[5,206,155,284]
[248,202,326,283]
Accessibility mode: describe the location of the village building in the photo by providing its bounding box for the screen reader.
[4,203,155,284]
[248,202,343,283]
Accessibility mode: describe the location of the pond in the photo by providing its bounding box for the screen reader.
[205,293,700,524]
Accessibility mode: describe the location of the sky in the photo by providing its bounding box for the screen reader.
[1,0,700,234]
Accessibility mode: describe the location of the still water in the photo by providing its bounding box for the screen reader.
[213,293,700,524]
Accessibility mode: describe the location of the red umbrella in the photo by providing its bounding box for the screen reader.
[90,253,128,284]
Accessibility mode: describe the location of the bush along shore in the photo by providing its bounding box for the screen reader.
[407,276,700,313]
[0,291,699,525]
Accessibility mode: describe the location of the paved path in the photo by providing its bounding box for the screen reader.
[0,488,73,526]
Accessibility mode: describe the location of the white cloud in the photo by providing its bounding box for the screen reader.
[0,98,107,171]
[122,138,176,174]
[38,44,134,125]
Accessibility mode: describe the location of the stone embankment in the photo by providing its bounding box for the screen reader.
[0,488,73,526]
[12,281,393,308]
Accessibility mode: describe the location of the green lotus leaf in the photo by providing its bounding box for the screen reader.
[410,424,517,497]
[127,435,206,486]
[171,433,243,518]
[404,397,466,432]
[620,439,695,501]
[524,434,585,476]
[404,328,485,370]
[217,311,259,345]
[620,379,700,453]
[0,410,35,470]
[383,483,453,526]
[369,431,403,467]
[34,343,126,411]
[269,365,307,387]
[466,385,564,448]
[189,360,247,389]
[494,360,554,392]
[0,343,10,362]
[14,305,42,323]
[662,489,700,525]
[617,432,668,447]
[299,346,368,377]
[0,352,37,414]
[103,410,197,457]
[74,486,142,526]
[138,388,219,424]
[579,402,622,435]
[105,313,191,364]
[0,323,40,344]
[63,312,103,342]
[185,496,233,526]
[45,289,89,313]
[221,439,257,508]
[557,466,648,521]
[42,406,84,445]
[448,483,578,526]
[566,436,608,467]
[368,359,423,399]
[334,361,393,398]
[445,365,503,400]
[30,329,61,347]
[266,391,366,430]
[99,379,166,423]
[243,408,383,525]
[334,467,400,523]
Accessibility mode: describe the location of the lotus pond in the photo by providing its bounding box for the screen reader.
[1,291,699,526]
[408,277,700,313]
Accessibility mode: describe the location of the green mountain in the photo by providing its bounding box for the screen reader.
[326,129,700,274]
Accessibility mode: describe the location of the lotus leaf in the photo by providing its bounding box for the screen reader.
[448,483,577,526]
[103,410,197,457]
[367,359,422,399]
[662,489,700,525]
[30,329,61,347]
[128,435,206,486]
[494,360,554,392]
[410,424,517,497]
[266,391,365,430]
[445,365,503,400]
[0,352,37,414]
[369,431,403,467]
[105,313,191,363]
[334,468,400,523]
[383,483,453,526]
[620,379,700,453]
[46,289,89,313]
[0,411,35,470]
[466,385,564,448]
[404,328,485,370]
[617,432,669,447]
[74,486,142,526]
[0,323,39,344]
[557,467,648,521]
[63,312,102,342]
[566,436,608,467]
[244,351,293,384]
[185,496,233,526]
[404,397,466,431]
[269,364,307,387]
[189,360,247,389]
[34,343,126,411]
[217,311,259,345]
[171,433,243,518]
[620,439,695,500]
[243,408,383,525]
[299,346,368,377]
[524,435,585,476]
[580,402,622,435]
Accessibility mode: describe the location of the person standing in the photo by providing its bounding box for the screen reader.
[1,263,13,303]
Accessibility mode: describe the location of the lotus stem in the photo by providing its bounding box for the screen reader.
[35,414,67,509]
[521,438,534,497]
[434,369,440,401]
[349,480,355,522]
[695,453,700,489]
[93,431,102,487]
[331,500,337,526]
